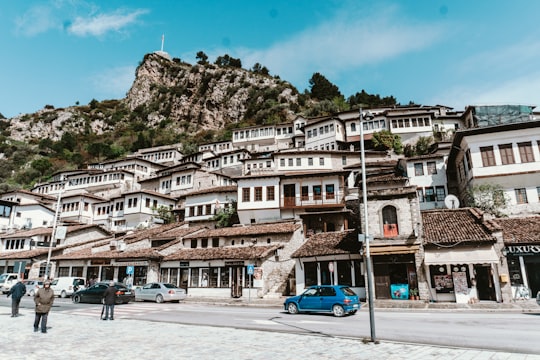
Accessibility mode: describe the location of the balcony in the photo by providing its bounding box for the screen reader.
[281,191,344,209]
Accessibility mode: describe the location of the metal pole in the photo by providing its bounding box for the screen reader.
[44,181,64,279]
[359,108,377,342]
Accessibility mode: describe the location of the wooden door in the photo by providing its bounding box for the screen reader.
[374,263,390,299]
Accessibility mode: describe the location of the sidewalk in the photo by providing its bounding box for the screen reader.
[183,294,540,312]
[1,308,539,360]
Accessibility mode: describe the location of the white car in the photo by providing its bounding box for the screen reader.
[23,280,44,296]
[135,282,186,303]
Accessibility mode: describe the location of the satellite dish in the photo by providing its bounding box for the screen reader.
[444,194,460,209]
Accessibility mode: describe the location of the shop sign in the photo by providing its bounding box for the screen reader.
[91,260,110,265]
[225,261,245,266]
[112,261,149,266]
[507,245,540,255]
[179,261,189,267]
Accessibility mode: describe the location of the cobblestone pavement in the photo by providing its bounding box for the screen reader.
[1,306,540,360]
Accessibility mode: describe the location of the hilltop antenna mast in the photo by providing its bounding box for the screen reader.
[161,34,165,52]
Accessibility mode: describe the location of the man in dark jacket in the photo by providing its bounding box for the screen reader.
[102,281,117,320]
[7,280,26,317]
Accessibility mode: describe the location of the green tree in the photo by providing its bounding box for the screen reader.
[308,72,342,101]
[153,205,175,224]
[465,184,509,217]
[252,63,270,75]
[31,158,52,177]
[212,201,239,228]
[196,51,209,65]
[215,54,242,68]
[372,130,403,154]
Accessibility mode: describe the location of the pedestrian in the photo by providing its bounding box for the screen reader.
[102,281,117,320]
[7,279,26,317]
[34,280,54,333]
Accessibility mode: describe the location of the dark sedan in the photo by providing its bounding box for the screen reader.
[72,282,135,304]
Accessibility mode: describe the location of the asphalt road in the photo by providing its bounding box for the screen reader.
[3,296,540,355]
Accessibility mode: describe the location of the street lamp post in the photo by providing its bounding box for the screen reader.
[359,108,377,343]
[44,180,65,280]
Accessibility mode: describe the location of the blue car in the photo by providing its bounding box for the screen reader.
[284,285,360,317]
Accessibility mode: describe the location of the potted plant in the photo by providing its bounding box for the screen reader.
[410,288,419,300]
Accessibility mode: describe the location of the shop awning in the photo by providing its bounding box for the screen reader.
[424,246,499,265]
[369,244,419,255]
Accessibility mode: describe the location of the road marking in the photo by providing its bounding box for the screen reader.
[253,320,280,325]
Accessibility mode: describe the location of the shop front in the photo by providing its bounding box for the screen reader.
[424,245,503,303]
[505,244,540,299]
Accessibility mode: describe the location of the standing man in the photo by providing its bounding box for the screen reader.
[102,281,117,320]
[7,279,26,317]
[34,280,54,333]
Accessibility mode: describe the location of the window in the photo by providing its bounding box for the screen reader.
[342,156,347,165]
[212,238,219,247]
[190,240,197,248]
[518,142,534,163]
[242,188,250,202]
[515,188,528,204]
[414,163,424,176]
[499,144,515,165]
[325,184,335,200]
[427,161,437,175]
[313,185,322,200]
[351,122,356,132]
[280,159,285,167]
[382,205,399,237]
[201,239,208,248]
[480,146,496,166]
[308,158,313,166]
[254,187,263,201]
[288,158,293,166]
[145,198,151,208]
[301,186,309,201]
[296,158,301,166]
[436,186,446,201]
[205,204,211,215]
[319,157,324,166]
[266,186,275,201]
[417,189,424,203]
[425,187,435,202]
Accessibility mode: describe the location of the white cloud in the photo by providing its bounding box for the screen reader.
[67,9,148,37]
[236,5,444,87]
[14,5,61,36]
[91,66,136,98]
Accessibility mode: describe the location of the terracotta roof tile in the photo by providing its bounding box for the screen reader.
[184,222,300,239]
[291,230,360,258]
[164,244,281,261]
[421,208,496,245]
[494,217,540,243]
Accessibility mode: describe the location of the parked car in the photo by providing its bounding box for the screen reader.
[23,280,44,296]
[72,282,134,304]
[284,285,360,317]
[50,277,86,298]
[0,273,22,294]
[135,282,186,303]
[537,290,540,306]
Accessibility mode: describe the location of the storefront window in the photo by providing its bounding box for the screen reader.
[337,261,352,286]
[71,267,83,277]
[170,268,179,286]
[220,267,230,287]
[320,261,332,285]
[450,264,471,288]
[353,260,364,287]
[133,266,147,286]
[160,268,169,283]
[58,267,70,277]
[304,262,317,286]
[430,265,453,293]
[209,268,218,287]
[508,258,523,286]
[191,268,200,287]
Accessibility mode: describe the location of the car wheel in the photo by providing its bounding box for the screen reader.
[60,290,67,298]
[287,302,299,314]
[156,294,164,303]
[332,305,345,317]
[72,295,81,303]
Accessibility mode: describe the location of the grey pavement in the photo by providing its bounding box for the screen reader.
[1,298,540,360]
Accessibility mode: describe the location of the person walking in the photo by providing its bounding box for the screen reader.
[7,279,26,317]
[102,281,117,320]
[34,280,54,333]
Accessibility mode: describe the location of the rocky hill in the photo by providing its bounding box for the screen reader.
[2,52,305,143]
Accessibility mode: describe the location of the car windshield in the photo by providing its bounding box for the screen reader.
[73,279,85,286]
[0,274,8,282]
[340,287,357,296]
[163,283,178,289]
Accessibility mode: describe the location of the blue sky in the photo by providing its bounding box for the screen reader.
[2,1,540,118]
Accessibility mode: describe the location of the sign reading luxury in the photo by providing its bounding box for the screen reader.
[506,245,540,255]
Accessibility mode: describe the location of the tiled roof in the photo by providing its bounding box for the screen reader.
[291,230,360,258]
[421,208,498,245]
[184,222,299,239]
[0,248,54,259]
[494,217,540,243]
[0,224,110,239]
[164,244,281,261]
[118,222,189,244]
[186,186,237,197]
[52,247,162,260]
